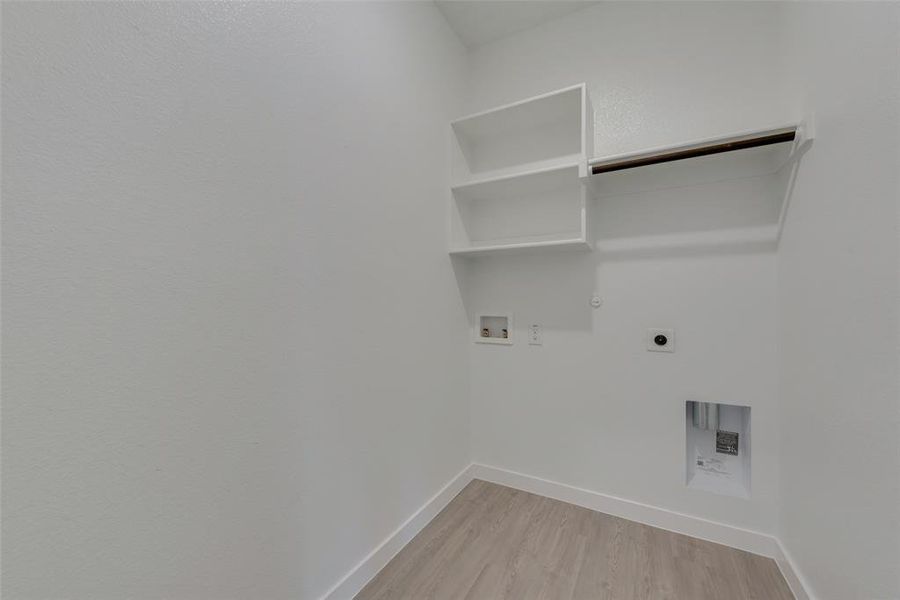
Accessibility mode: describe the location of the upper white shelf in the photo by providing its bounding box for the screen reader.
[448,237,591,257]
[451,83,592,181]
[587,123,810,197]
[590,125,799,171]
[448,84,593,258]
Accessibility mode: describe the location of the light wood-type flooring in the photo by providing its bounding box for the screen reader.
[355,479,793,600]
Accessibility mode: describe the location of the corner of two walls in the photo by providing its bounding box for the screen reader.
[776,4,900,599]
[455,1,789,537]
[454,3,900,599]
[4,2,896,599]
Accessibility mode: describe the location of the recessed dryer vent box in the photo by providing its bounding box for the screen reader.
[685,401,751,498]
[475,313,512,345]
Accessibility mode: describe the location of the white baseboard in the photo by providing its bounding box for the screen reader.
[471,463,777,555]
[319,461,814,600]
[470,463,815,600]
[317,464,475,600]
[773,537,818,600]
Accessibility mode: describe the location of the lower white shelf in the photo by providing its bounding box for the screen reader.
[449,164,589,258]
[450,236,590,256]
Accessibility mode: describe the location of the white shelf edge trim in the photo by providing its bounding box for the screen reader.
[588,122,805,169]
[449,237,590,256]
[450,83,586,127]
[451,157,582,191]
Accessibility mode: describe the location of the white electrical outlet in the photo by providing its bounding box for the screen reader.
[647,328,674,352]
[529,324,543,345]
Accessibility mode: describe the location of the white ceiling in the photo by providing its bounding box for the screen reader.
[435,1,597,49]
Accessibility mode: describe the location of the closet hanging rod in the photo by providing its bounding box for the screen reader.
[590,129,796,175]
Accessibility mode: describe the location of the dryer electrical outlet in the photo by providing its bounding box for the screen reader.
[647,328,674,352]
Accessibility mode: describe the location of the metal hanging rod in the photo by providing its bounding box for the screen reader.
[590,129,796,175]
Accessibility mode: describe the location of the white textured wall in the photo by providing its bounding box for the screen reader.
[5,2,899,599]
[463,2,790,534]
[777,4,900,599]
[464,2,789,157]
[1,3,468,599]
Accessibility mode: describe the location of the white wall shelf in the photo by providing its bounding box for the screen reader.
[586,120,814,252]
[449,84,592,258]
[449,237,591,257]
[449,164,590,256]
[587,122,812,198]
[451,83,592,180]
[451,156,584,190]
[452,162,581,201]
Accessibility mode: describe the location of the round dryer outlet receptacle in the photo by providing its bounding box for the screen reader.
[647,328,674,352]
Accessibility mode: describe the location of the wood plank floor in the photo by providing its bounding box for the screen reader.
[356,479,793,600]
